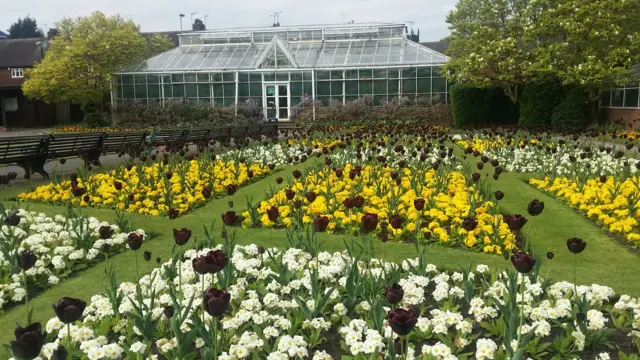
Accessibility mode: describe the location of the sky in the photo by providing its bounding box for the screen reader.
[0,0,456,41]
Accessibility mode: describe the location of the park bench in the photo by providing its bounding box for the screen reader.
[183,128,212,145]
[101,131,149,158]
[0,135,49,179]
[46,132,106,169]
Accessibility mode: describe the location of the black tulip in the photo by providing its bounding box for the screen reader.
[11,323,46,360]
[52,297,87,324]
[17,251,37,271]
[567,237,587,254]
[51,345,68,360]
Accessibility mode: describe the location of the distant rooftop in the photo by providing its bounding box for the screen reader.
[122,22,449,73]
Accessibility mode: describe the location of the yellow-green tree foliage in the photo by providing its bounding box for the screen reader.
[23,12,173,106]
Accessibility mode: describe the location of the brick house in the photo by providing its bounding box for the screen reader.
[600,65,640,129]
[0,38,79,130]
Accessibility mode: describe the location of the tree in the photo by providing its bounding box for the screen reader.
[444,0,542,104]
[407,29,420,42]
[531,0,640,107]
[22,12,173,110]
[7,15,44,38]
[143,33,176,58]
[192,18,206,31]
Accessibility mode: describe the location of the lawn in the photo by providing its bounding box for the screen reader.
[1,149,639,356]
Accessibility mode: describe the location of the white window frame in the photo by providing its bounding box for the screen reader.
[10,68,24,78]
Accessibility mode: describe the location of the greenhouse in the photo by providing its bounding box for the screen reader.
[113,23,450,122]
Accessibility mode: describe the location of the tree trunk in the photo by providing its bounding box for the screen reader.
[588,86,601,125]
[504,83,520,104]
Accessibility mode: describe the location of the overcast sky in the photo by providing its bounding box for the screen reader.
[1,0,456,41]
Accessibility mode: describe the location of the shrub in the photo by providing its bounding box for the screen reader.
[83,112,111,128]
[236,99,264,124]
[551,88,590,133]
[450,84,489,128]
[519,80,565,129]
[486,87,519,125]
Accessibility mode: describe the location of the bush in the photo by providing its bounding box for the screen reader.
[551,88,590,133]
[486,87,519,125]
[112,100,241,128]
[519,80,565,129]
[450,84,489,128]
[83,112,111,128]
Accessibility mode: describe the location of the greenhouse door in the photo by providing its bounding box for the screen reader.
[263,83,290,122]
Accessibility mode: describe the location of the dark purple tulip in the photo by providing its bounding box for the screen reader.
[292,170,302,179]
[226,184,237,196]
[71,187,87,197]
[495,191,504,201]
[17,250,37,271]
[143,251,152,262]
[52,297,87,323]
[472,173,481,182]
[285,189,296,200]
[11,323,46,360]
[201,187,212,199]
[113,181,123,191]
[567,238,587,254]
[387,308,418,335]
[385,283,404,304]
[173,228,191,246]
[389,215,404,230]
[267,206,279,222]
[221,211,239,226]
[51,345,68,360]
[503,214,528,231]
[127,232,144,250]
[192,250,229,275]
[275,177,283,184]
[511,251,536,273]
[461,216,478,231]
[313,215,330,232]
[3,210,20,226]
[546,251,554,260]
[414,198,425,211]
[352,196,365,208]
[163,306,174,319]
[305,191,317,204]
[527,199,545,216]
[203,288,231,317]
[168,208,179,219]
[360,213,379,233]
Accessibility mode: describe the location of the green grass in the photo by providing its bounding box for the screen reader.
[0,155,639,356]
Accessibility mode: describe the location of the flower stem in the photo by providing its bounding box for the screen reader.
[573,254,578,298]
[179,247,183,302]
[23,270,28,324]
[67,323,72,350]
[134,250,140,281]
[201,275,206,323]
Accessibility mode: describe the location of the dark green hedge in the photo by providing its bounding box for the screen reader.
[551,88,590,133]
[519,80,565,130]
[450,84,489,128]
[486,87,519,125]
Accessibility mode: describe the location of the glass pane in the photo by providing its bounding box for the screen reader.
[279,108,288,119]
[279,97,288,108]
[402,79,416,94]
[249,73,262,82]
[238,72,249,82]
[161,74,172,84]
[172,74,184,83]
[331,81,343,96]
[214,98,224,107]
[345,70,358,79]
[317,96,330,105]
[359,69,373,79]
[197,73,210,82]
[291,82,303,97]
[238,83,250,97]
[290,72,303,81]
[624,88,639,108]
[121,75,134,85]
[432,78,447,93]
[266,86,276,97]
[134,74,146,85]
[278,85,288,96]
[172,84,185,97]
[417,67,432,78]
[184,73,197,83]
[148,85,161,98]
[147,75,160,84]
[223,73,235,82]
[359,80,373,95]
[317,81,331,96]
[331,71,344,80]
[185,84,198,97]
[264,73,275,81]
[612,89,624,107]
[223,98,235,106]
[303,82,313,96]
[303,71,313,81]
[163,84,172,98]
[267,107,276,119]
[213,84,224,97]
[276,72,288,81]
[601,91,611,107]
[388,69,399,79]
[374,95,387,105]
[249,83,262,97]
[374,80,386,94]
[317,71,330,80]
[388,80,399,95]
[135,85,147,98]
[212,73,223,82]
[432,66,444,78]
[345,96,358,102]
[223,83,236,97]
[122,85,135,99]
[402,68,416,79]
[198,84,211,98]
[417,78,431,94]
[345,81,358,96]
[374,69,387,79]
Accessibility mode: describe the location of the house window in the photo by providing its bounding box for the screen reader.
[10,68,24,78]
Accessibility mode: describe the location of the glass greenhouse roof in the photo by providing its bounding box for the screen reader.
[122,23,449,73]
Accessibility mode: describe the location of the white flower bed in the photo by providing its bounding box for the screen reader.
[31,244,640,360]
[216,144,317,166]
[0,209,146,309]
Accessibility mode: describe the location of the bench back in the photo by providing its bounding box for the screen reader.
[0,136,48,164]
[46,133,106,158]
[183,128,212,144]
[102,131,149,154]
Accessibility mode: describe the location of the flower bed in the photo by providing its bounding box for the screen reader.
[245,163,516,255]
[216,138,344,167]
[16,243,640,360]
[0,208,146,309]
[18,159,272,218]
[530,176,640,245]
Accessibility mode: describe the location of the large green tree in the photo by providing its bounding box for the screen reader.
[531,0,640,103]
[444,0,542,103]
[22,12,173,109]
[7,15,44,38]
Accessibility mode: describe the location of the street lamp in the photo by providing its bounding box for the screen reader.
[179,14,185,33]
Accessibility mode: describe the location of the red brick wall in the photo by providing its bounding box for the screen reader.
[0,68,26,88]
[602,108,640,129]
